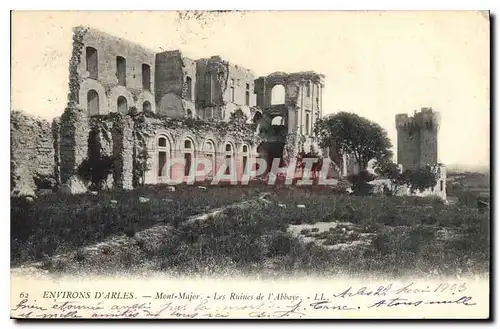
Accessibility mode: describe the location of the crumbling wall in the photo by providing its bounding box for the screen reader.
[155,51,196,117]
[59,106,89,193]
[69,26,156,115]
[10,111,56,196]
[282,132,304,166]
[112,114,134,189]
[196,56,230,107]
[51,117,61,184]
[88,116,115,189]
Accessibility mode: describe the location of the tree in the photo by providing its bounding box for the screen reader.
[314,112,393,170]
[374,159,409,195]
[347,169,376,195]
[408,165,438,193]
[374,159,438,195]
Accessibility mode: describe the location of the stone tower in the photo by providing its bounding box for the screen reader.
[395,107,440,170]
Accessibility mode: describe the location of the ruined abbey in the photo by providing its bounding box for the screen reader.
[10,26,447,199]
[11,26,327,195]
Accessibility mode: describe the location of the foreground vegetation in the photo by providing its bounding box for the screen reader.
[11,184,265,265]
[11,184,490,278]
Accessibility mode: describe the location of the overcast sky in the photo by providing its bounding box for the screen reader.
[11,11,490,168]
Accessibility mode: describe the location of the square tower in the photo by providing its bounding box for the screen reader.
[395,107,440,170]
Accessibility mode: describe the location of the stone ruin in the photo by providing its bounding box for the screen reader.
[11,26,328,196]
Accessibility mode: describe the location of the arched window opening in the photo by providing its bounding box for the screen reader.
[271,116,285,126]
[143,101,152,112]
[117,96,128,114]
[306,81,311,97]
[242,144,249,175]
[203,140,216,177]
[245,91,250,106]
[183,138,194,177]
[86,47,98,79]
[186,76,193,101]
[142,64,151,91]
[157,135,170,178]
[87,89,99,115]
[116,56,126,86]
[270,84,285,105]
[230,87,235,102]
[224,143,234,175]
[186,109,193,118]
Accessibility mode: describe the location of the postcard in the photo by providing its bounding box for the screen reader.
[10,10,490,320]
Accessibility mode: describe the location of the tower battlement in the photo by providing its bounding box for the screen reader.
[395,107,440,132]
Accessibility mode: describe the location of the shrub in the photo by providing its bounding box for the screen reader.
[77,155,114,190]
[300,228,311,235]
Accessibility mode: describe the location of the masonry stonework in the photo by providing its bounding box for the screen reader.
[396,107,440,171]
[69,26,156,116]
[58,106,89,193]
[112,115,134,189]
[11,26,330,195]
[10,111,55,196]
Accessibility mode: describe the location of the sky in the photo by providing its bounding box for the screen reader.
[11,11,490,169]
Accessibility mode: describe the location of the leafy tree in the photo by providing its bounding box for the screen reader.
[347,169,376,195]
[408,165,438,193]
[374,160,409,195]
[374,160,438,195]
[314,112,393,170]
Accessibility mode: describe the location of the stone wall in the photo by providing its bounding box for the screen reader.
[11,111,56,196]
[155,50,196,117]
[112,114,134,189]
[88,116,114,188]
[196,56,257,121]
[69,26,156,115]
[59,106,89,193]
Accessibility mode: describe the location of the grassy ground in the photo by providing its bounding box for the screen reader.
[11,184,490,278]
[11,184,265,265]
